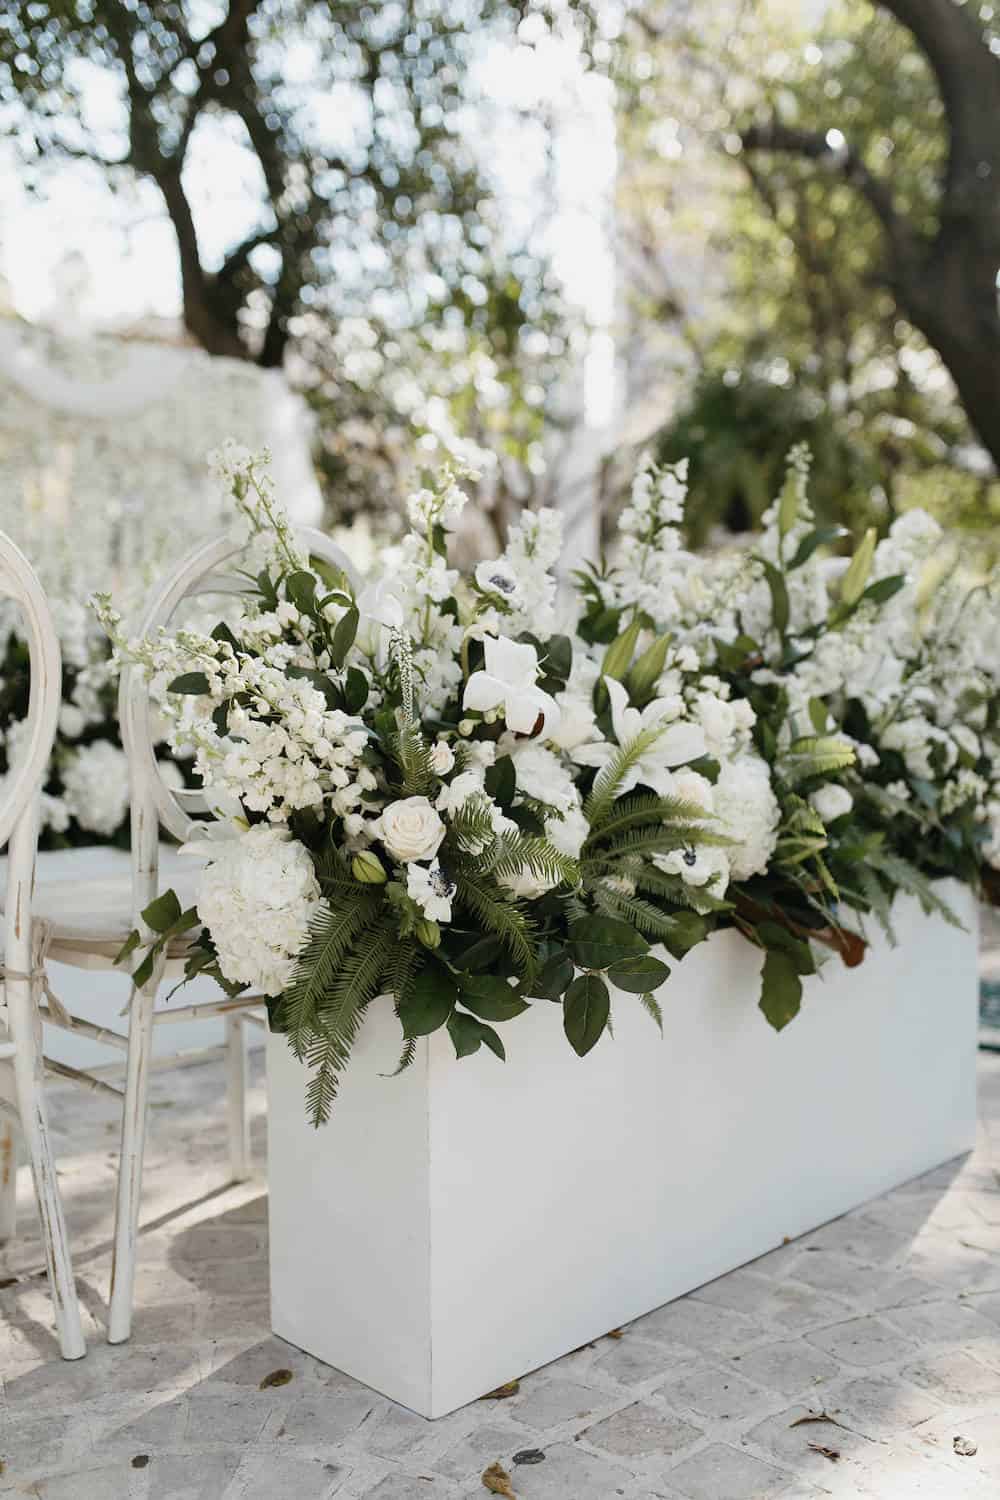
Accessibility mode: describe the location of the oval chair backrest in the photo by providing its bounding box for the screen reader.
[119,528,360,843]
[0,533,62,853]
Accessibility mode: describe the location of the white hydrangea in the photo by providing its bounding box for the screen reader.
[196,825,323,996]
[713,752,781,883]
[61,740,131,837]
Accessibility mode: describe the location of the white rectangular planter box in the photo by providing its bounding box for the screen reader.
[268,884,978,1418]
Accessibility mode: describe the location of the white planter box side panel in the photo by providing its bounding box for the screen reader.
[268,885,978,1418]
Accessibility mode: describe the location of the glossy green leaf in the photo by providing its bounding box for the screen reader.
[758,949,803,1031]
[567,917,647,970]
[563,973,610,1056]
[607,954,671,994]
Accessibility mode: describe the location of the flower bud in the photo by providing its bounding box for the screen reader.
[415,918,441,949]
[352,850,387,885]
[458,719,475,737]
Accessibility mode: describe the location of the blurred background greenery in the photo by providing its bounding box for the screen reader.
[1,0,997,557]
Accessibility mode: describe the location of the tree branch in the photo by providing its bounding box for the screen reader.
[740,120,918,266]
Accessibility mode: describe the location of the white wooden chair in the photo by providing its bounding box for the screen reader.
[0,531,86,1360]
[80,528,354,1343]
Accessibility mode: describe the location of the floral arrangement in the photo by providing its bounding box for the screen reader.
[0,596,186,848]
[97,443,999,1124]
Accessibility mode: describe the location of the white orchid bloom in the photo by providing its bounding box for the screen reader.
[573,677,707,797]
[463,635,561,736]
[358,576,405,631]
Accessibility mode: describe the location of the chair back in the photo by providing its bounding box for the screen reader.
[0,533,62,852]
[119,529,359,844]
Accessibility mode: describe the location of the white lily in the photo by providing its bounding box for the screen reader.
[463,635,561,737]
[573,677,707,797]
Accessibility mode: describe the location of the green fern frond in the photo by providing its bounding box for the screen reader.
[854,864,896,941]
[584,791,715,845]
[583,724,672,828]
[780,735,856,787]
[867,850,965,929]
[487,832,578,888]
[281,892,379,1059]
[453,872,536,974]
[631,866,732,912]
[304,921,395,1126]
[446,796,497,854]
[391,721,436,796]
[639,990,664,1034]
[594,887,687,939]
[581,824,730,872]
[386,1038,417,1077]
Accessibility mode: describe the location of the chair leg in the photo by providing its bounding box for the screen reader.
[0,1114,17,1246]
[226,1015,251,1183]
[107,982,156,1344]
[6,983,86,1359]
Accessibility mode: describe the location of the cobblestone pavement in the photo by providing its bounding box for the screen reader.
[3,1042,1000,1499]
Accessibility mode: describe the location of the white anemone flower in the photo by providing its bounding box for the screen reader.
[463,635,561,736]
[574,677,707,797]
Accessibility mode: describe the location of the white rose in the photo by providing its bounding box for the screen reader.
[810,784,854,823]
[429,740,456,775]
[379,796,446,863]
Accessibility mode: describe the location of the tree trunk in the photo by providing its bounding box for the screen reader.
[158,170,250,361]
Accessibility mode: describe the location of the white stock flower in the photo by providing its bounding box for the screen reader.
[61,740,130,837]
[463,635,561,736]
[196,825,323,997]
[544,805,589,860]
[378,796,446,863]
[406,860,456,923]
[810,784,854,823]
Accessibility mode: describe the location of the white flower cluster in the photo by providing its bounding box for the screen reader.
[195,825,325,996]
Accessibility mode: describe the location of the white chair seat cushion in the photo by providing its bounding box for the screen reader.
[1,845,202,969]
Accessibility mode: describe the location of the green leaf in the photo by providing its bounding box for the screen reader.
[659,910,711,960]
[777,467,800,537]
[447,1010,507,1061]
[760,559,789,636]
[168,672,211,695]
[398,966,457,1037]
[627,635,671,705]
[485,755,516,809]
[567,916,647,970]
[532,950,574,1001]
[756,922,816,976]
[285,570,318,615]
[447,1010,484,1058]
[141,889,182,934]
[114,928,142,968]
[861,574,905,607]
[211,621,240,650]
[788,525,849,569]
[344,666,369,714]
[457,973,529,1021]
[840,527,877,607]
[330,605,360,668]
[607,954,671,994]
[563,973,610,1056]
[545,634,572,682]
[132,951,156,989]
[601,617,643,683]
[758,949,803,1031]
[807,697,829,735]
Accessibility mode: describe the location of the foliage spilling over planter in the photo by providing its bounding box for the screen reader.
[98,442,1000,1123]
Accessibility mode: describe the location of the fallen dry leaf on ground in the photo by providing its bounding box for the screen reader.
[807,1442,841,1462]
[790,1412,844,1430]
[953,1436,978,1457]
[482,1461,516,1497]
[606,1328,624,1339]
[481,1380,520,1399]
[259,1368,294,1389]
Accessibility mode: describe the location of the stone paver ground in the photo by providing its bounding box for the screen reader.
[3,1045,1000,1498]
